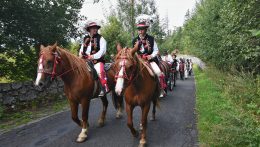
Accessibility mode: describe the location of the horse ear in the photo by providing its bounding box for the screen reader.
[52,42,58,52]
[130,41,139,55]
[40,45,44,49]
[116,43,123,53]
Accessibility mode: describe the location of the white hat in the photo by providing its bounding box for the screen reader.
[84,20,101,32]
[136,14,153,29]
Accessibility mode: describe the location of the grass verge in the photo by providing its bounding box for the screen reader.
[194,64,260,146]
[0,98,69,133]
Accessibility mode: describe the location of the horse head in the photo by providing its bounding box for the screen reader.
[114,42,139,96]
[35,42,62,90]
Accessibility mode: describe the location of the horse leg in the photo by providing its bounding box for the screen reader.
[69,100,81,127]
[116,95,123,119]
[126,103,138,137]
[150,100,157,121]
[139,104,151,147]
[98,95,108,127]
[76,99,90,143]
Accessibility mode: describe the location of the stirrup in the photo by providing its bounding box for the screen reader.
[159,90,166,98]
[98,90,105,97]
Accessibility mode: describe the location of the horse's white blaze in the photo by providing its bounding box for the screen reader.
[35,58,43,85]
[115,67,124,96]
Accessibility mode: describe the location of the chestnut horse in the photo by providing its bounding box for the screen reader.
[34,43,123,143]
[158,59,170,94]
[114,43,160,147]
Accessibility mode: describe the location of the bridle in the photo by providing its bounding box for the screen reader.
[37,51,73,81]
[114,53,138,85]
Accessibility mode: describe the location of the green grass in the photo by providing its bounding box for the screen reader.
[194,65,260,147]
[0,77,14,83]
[0,98,69,133]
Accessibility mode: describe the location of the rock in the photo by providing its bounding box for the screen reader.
[1,84,11,92]
[19,87,27,94]
[23,81,33,86]
[49,89,58,94]
[3,96,16,105]
[27,93,37,100]
[11,91,19,96]
[58,88,64,92]
[58,81,64,86]
[19,95,28,101]
[11,83,22,89]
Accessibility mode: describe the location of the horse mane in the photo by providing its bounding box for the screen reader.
[56,46,89,77]
[115,48,146,77]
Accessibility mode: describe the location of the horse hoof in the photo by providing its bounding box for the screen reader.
[139,139,146,147]
[116,113,122,119]
[150,117,156,121]
[76,136,87,143]
[139,124,143,131]
[98,119,105,127]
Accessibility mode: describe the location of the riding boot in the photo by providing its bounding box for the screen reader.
[159,74,166,98]
[159,74,167,89]
[97,63,109,97]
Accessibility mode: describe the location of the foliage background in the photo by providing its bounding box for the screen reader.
[163,0,260,74]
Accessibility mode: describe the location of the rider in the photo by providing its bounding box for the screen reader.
[162,50,173,65]
[132,15,166,97]
[79,20,109,96]
[171,54,179,70]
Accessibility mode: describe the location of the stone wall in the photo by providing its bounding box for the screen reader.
[0,79,65,109]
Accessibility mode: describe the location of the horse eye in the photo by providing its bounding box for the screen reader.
[47,60,52,67]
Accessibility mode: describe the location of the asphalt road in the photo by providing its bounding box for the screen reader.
[0,75,198,147]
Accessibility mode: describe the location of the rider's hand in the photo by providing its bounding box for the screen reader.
[147,55,152,60]
[88,55,94,60]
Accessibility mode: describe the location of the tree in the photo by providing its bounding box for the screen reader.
[0,0,84,81]
[116,0,166,43]
[101,16,131,61]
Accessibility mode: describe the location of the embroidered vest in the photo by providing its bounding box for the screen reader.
[82,34,105,63]
[132,34,154,55]
[83,34,102,55]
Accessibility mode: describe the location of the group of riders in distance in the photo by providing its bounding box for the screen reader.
[35,15,193,146]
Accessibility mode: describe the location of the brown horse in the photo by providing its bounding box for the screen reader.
[34,43,123,143]
[113,43,160,147]
[158,59,170,93]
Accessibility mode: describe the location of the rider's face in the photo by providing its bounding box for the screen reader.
[89,26,98,36]
[138,28,147,36]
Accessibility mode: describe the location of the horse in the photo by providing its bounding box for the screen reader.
[158,59,170,94]
[113,43,160,147]
[34,43,123,143]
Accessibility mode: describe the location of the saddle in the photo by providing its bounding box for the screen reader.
[86,60,99,80]
[140,60,155,77]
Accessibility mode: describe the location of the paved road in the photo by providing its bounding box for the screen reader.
[0,75,198,147]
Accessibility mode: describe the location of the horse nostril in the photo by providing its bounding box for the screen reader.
[35,81,44,91]
[38,81,44,87]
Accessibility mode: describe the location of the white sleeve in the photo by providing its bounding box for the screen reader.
[93,37,107,59]
[151,41,159,58]
[168,55,173,63]
[79,44,84,57]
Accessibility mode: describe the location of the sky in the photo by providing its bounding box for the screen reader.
[80,0,197,30]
